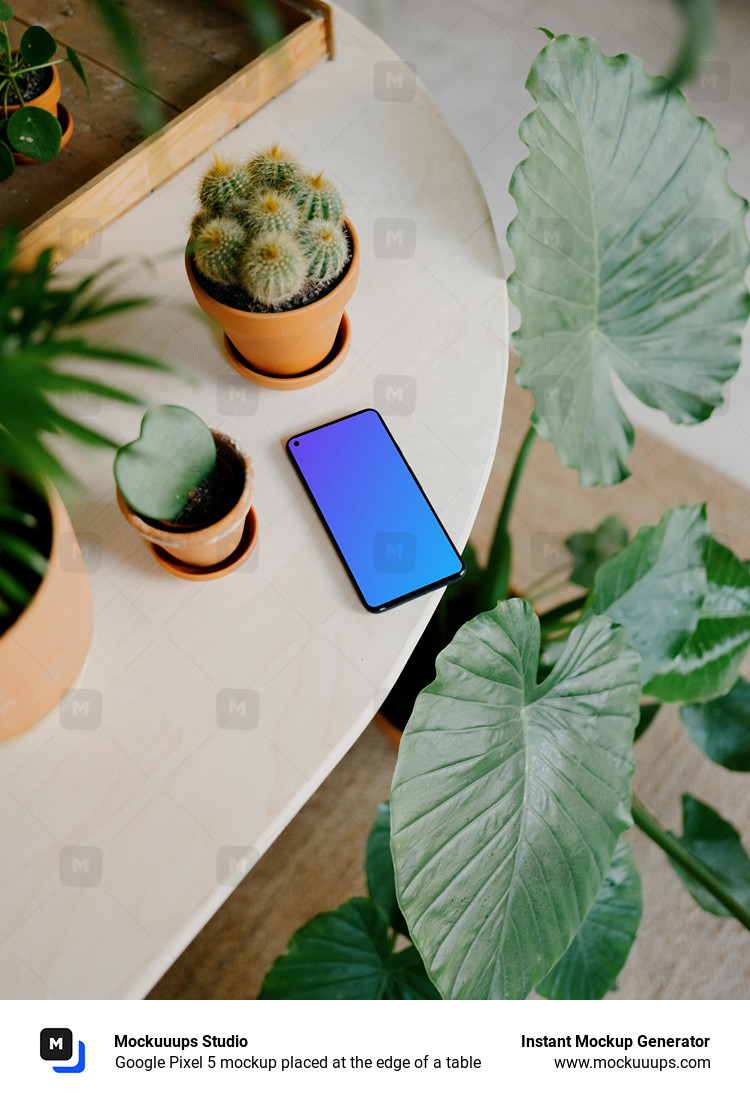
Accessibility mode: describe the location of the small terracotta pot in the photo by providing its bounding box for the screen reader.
[4,64,67,165]
[4,62,61,119]
[0,484,94,744]
[117,430,254,570]
[186,219,360,377]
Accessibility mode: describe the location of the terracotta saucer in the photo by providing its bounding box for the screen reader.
[149,507,259,581]
[223,311,351,390]
[12,102,73,164]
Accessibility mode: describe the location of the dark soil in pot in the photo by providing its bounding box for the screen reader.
[189,224,354,314]
[5,64,54,105]
[0,478,52,634]
[145,451,241,533]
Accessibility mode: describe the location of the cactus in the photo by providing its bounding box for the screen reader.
[192,144,353,309]
[246,144,303,191]
[190,210,207,239]
[192,217,247,285]
[300,219,349,282]
[240,231,307,306]
[291,172,345,223]
[243,189,300,238]
[198,157,251,215]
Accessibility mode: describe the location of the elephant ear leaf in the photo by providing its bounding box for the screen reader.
[259,898,439,999]
[508,34,750,487]
[390,599,641,1000]
[536,836,642,1000]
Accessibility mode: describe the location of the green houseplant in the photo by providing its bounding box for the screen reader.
[0,1,88,179]
[114,404,256,576]
[260,32,750,999]
[0,225,171,742]
[186,145,359,384]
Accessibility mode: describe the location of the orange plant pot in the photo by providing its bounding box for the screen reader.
[4,63,67,164]
[117,431,254,570]
[0,485,94,744]
[186,219,360,377]
[3,61,61,119]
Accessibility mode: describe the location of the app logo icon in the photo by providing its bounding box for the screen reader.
[40,1028,86,1073]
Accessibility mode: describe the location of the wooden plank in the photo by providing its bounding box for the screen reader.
[16,11,332,267]
[10,2,333,267]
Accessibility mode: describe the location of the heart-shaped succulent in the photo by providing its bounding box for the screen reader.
[114,405,216,522]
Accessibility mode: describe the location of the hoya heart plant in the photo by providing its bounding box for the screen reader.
[114,405,255,574]
[114,405,218,525]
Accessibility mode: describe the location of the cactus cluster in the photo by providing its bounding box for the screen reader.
[190,145,350,308]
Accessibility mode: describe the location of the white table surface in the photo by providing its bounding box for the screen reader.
[0,5,508,999]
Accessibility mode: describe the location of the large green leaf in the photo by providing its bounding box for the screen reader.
[566,516,628,589]
[259,898,439,1000]
[19,25,56,66]
[634,702,660,742]
[365,803,408,937]
[670,795,750,918]
[390,599,641,1000]
[587,505,708,684]
[7,105,61,161]
[536,836,642,1000]
[508,35,750,487]
[681,678,750,771]
[645,539,750,702]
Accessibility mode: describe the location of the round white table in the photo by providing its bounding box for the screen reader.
[0,4,507,998]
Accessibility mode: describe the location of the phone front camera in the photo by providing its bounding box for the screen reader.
[293,440,300,446]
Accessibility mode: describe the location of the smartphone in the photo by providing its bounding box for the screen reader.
[286,409,465,612]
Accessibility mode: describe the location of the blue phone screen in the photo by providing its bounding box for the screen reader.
[287,409,464,611]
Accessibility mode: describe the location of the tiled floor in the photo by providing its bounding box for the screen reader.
[337,0,750,486]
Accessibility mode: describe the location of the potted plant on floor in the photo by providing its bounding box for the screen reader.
[259,33,750,999]
[185,144,359,389]
[115,404,257,579]
[0,2,87,178]
[0,225,171,743]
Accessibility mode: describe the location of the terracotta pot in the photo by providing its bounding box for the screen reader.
[186,219,360,377]
[4,61,61,119]
[4,63,67,165]
[0,484,94,744]
[117,430,254,569]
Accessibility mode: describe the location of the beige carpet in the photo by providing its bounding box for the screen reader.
[149,374,750,999]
